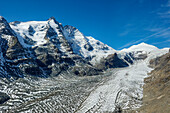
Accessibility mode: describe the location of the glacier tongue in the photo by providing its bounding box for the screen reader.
[76,47,169,112]
[77,61,151,112]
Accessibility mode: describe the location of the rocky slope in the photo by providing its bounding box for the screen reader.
[139,50,170,113]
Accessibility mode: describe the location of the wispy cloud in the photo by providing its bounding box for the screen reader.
[119,0,170,50]
[119,24,136,36]
[167,0,170,6]
[159,0,170,20]
[158,10,170,19]
[118,27,170,49]
[152,39,170,45]
[119,30,131,36]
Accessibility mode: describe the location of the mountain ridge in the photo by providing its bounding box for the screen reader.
[0,16,169,79]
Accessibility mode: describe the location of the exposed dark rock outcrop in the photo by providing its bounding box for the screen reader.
[44,26,58,40]
[84,43,93,51]
[120,51,148,65]
[6,36,25,60]
[0,92,10,104]
[72,65,102,76]
[96,53,129,70]
[0,16,15,36]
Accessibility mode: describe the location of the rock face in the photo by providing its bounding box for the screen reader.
[0,92,10,104]
[0,16,124,78]
[0,16,26,78]
[95,53,129,70]
[63,25,116,64]
[139,51,170,113]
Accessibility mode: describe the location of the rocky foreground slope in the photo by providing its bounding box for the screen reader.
[138,50,170,113]
[0,16,169,112]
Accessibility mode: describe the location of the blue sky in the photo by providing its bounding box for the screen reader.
[0,0,170,50]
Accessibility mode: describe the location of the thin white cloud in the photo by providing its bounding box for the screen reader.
[167,0,170,6]
[118,40,137,50]
[152,39,170,45]
[118,27,170,49]
[155,29,170,38]
[119,30,131,36]
[159,0,170,19]
[118,1,170,50]
[119,24,136,36]
[161,0,170,7]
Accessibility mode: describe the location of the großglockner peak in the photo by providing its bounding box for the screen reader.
[0,16,118,78]
[0,16,169,79]
[9,17,117,64]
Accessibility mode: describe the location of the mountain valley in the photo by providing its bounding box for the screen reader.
[0,16,169,113]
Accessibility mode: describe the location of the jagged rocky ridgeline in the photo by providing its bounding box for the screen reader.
[0,16,130,78]
[1,16,167,79]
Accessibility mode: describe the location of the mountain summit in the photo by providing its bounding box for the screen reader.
[0,16,120,78]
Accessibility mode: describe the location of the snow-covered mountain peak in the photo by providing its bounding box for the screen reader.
[121,42,159,53]
[9,17,67,47]
[118,42,169,65]
[10,20,48,46]
[48,17,59,26]
[48,17,58,23]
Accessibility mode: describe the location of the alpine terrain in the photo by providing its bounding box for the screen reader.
[0,16,169,113]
